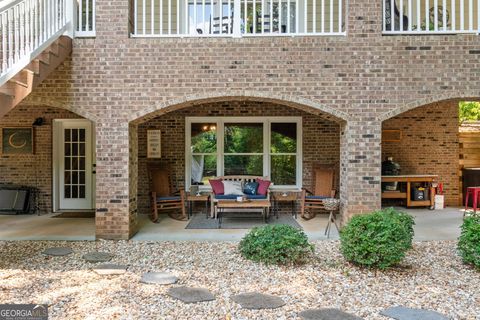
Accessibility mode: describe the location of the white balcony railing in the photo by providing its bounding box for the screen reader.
[383,0,480,33]
[132,0,345,37]
[0,0,73,85]
[75,0,95,36]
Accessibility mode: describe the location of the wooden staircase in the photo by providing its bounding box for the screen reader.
[0,36,72,118]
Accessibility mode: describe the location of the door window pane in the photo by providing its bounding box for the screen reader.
[191,154,217,184]
[224,123,263,153]
[271,123,297,153]
[224,155,263,176]
[271,155,296,185]
[191,123,217,153]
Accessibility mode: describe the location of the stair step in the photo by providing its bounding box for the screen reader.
[11,70,34,87]
[48,42,60,57]
[37,52,51,65]
[0,87,15,97]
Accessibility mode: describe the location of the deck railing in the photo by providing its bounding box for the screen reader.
[75,0,95,36]
[0,0,73,85]
[131,0,345,37]
[383,0,480,33]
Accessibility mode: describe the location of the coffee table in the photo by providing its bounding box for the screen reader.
[215,200,271,228]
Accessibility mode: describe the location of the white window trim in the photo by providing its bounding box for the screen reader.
[185,116,302,191]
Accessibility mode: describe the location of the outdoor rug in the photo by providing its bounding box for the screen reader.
[185,213,302,229]
[52,212,95,218]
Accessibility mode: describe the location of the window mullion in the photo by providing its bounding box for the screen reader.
[218,120,224,177]
[264,119,270,179]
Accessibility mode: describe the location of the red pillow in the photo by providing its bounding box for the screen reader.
[256,179,271,196]
[209,179,224,195]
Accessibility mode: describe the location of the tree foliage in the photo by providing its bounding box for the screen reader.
[459,101,480,123]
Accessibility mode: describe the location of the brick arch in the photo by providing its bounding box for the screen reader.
[378,92,480,122]
[128,91,350,124]
[25,96,98,123]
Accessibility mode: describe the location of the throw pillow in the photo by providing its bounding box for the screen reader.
[243,182,259,195]
[256,178,271,196]
[209,179,224,195]
[223,180,244,195]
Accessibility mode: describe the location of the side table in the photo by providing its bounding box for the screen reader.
[271,190,301,219]
[186,193,210,219]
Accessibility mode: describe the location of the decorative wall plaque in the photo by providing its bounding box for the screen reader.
[2,128,34,154]
[147,129,162,158]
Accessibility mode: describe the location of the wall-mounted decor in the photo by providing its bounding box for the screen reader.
[2,128,34,154]
[147,129,162,158]
[382,129,402,142]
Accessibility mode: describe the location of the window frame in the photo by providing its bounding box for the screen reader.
[185,116,302,190]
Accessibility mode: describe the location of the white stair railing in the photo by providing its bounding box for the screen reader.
[0,0,73,86]
[131,0,345,37]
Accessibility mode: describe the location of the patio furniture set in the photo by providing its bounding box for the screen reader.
[148,165,340,234]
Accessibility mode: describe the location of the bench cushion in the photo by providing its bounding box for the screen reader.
[215,194,267,200]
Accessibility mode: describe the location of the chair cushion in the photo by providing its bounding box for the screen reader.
[157,196,181,201]
[209,179,224,195]
[306,195,329,200]
[256,178,271,196]
[243,182,259,195]
[215,194,267,200]
[223,180,243,195]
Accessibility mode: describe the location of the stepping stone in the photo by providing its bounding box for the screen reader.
[231,292,285,310]
[167,286,215,303]
[299,308,364,320]
[92,264,127,275]
[42,247,73,256]
[140,272,178,285]
[82,252,113,263]
[380,306,449,320]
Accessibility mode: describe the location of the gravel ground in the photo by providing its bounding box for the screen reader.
[0,240,478,320]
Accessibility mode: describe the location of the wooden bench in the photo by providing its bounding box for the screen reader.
[209,175,272,218]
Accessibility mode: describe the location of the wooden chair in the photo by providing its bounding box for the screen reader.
[149,166,186,222]
[300,165,336,220]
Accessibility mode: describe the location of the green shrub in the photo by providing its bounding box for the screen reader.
[458,216,480,269]
[239,224,314,265]
[340,208,415,269]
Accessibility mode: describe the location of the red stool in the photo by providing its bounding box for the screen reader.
[465,187,480,215]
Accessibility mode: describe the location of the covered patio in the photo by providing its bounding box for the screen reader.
[0,207,463,241]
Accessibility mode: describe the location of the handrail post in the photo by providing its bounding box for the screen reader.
[232,0,241,37]
[65,0,74,37]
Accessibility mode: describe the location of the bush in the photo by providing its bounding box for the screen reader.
[458,216,480,269]
[340,208,415,269]
[239,224,314,265]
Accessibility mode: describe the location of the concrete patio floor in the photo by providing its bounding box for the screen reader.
[0,207,467,241]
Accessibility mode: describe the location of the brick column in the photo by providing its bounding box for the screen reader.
[95,120,137,239]
[339,119,382,223]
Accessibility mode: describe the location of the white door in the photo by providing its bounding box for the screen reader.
[53,119,95,210]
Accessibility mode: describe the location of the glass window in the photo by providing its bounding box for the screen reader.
[190,123,217,185]
[224,155,263,176]
[191,123,217,153]
[271,123,297,153]
[224,123,263,153]
[187,118,300,187]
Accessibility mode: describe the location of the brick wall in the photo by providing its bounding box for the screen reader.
[137,101,340,215]
[0,105,82,213]
[382,101,459,206]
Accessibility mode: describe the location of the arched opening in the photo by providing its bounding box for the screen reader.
[129,97,346,240]
[380,98,480,239]
[0,101,96,240]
